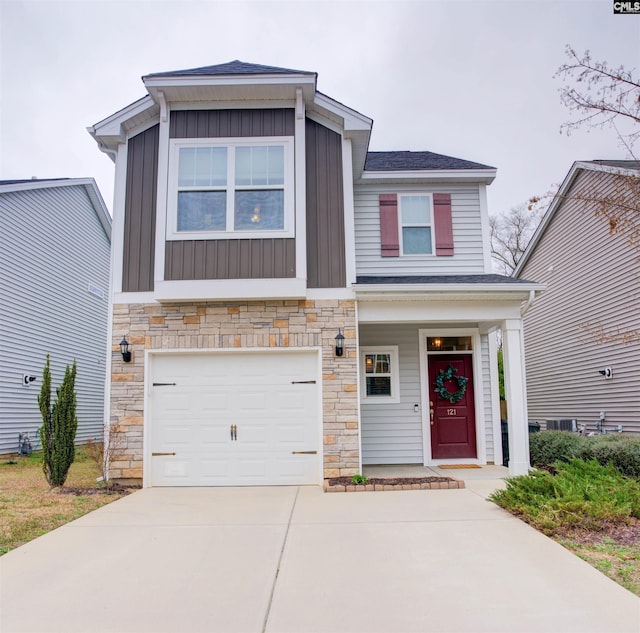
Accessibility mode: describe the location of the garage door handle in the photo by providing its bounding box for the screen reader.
[292,451,317,455]
[230,424,237,441]
[152,452,176,456]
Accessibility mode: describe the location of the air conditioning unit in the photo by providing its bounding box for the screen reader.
[546,419,577,432]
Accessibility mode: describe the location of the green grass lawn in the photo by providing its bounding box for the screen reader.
[0,449,130,555]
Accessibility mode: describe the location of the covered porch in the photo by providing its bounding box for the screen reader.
[354,275,544,477]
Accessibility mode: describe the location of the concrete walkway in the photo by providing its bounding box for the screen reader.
[1,483,638,633]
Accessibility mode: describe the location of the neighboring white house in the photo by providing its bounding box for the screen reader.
[0,178,112,454]
[514,160,640,434]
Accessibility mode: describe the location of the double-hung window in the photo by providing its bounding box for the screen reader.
[399,194,433,255]
[360,346,400,403]
[167,137,294,239]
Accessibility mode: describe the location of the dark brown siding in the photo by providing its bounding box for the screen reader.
[166,109,295,280]
[170,109,295,138]
[305,118,345,288]
[123,124,159,292]
[165,239,295,280]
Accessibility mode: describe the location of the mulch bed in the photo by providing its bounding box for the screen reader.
[556,518,640,547]
[53,484,140,496]
[325,476,464,492]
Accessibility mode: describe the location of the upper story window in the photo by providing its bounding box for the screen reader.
[167,137,294,240]
[399,194,433,255]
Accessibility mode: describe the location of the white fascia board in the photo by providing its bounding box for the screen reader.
[113,291,156,305]
[515,160,640,276]
[312,92,373,132]
[359,168,496,185]
[143,73,316,90]
[154,278,308,302]
[358,299,525,323]
[88,95,156,140]
[144,75,317,105]
[353,282,544,301]
[169,99,296,111]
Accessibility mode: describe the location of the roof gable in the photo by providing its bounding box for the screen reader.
[514,160,640,276]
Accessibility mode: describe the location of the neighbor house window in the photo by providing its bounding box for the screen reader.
[360,346,400,403]
[399,194,433,255]
[167,137,294,240]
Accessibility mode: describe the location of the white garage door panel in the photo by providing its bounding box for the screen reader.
[149,352,319,486]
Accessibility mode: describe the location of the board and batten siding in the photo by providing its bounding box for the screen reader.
[519,169,640,434]
[305,118,345,288]
[354,184,485,275]
[163,109,297,281]
[0,185,110,454]
[165,239,295,280]
[123,124,158,292]
[360,325,496,464]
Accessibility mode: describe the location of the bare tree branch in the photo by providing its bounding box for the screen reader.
[490,204,542,275]
[556,46,640,151]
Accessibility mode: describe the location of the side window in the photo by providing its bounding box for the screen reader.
[360,346,400,403]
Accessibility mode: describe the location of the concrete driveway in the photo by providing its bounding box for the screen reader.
[1,483,638,633]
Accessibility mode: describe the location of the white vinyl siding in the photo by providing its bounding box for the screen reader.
[360,324,423,464]
[518,169,640,434]
[479,333,495,462]
[354,184,485,275]
[0,185,111,454]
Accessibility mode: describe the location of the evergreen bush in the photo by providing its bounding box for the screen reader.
[529,430,584,468]
[38,355,78,487]
[530,430,640,481]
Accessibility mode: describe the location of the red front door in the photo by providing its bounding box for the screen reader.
[428,354,477,459]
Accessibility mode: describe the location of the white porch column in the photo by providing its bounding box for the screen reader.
[502,318,530,476]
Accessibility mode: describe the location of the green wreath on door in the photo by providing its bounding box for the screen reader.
[434,365,468,404]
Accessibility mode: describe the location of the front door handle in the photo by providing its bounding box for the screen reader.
[430,408,435,425]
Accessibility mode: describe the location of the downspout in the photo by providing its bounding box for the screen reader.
[520,290,536,316]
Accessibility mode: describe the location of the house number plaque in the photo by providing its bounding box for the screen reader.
[447,409,457,416]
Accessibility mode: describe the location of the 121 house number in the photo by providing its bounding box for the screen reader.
[447,409,457,416]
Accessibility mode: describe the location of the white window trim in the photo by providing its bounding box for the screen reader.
[360,346,400,404]
[398,193,435,257]
[166,136,295,241]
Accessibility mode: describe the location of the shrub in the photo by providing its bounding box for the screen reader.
[529,431,584,468]
[530,431,640,481]
[490,459,640,535]
[38,356,78,487]
[581,434,640,480]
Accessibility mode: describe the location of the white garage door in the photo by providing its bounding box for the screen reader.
[148,351,320,486]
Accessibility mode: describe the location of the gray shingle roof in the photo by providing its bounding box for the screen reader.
[146,60,314,78]
[365,151,494,171]
[590,160,640,170]
[356,274,535,285]
[0,178,69,186]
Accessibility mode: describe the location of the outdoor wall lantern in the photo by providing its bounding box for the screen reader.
[335,330,345,357]
[120,337,132,363]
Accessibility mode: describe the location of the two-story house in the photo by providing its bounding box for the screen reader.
[89,61,542,487]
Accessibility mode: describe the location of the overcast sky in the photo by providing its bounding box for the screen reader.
[1,0,638,217]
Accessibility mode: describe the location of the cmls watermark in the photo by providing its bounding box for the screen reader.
[614,1,640,13]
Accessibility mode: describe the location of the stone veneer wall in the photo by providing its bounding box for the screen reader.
[109,299,358,483]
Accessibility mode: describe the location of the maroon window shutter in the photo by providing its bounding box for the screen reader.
[433,193,454,256]
[379,194,399,257]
